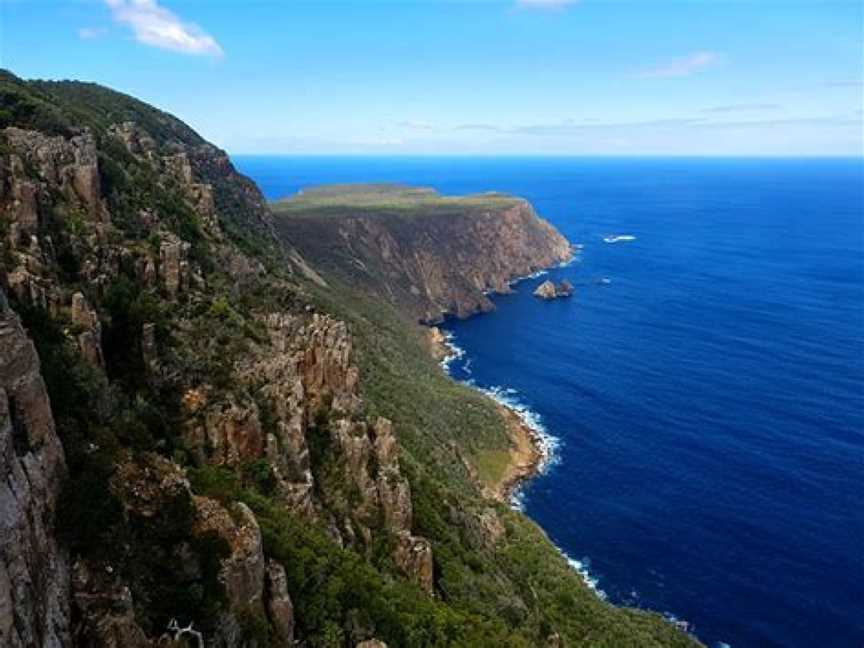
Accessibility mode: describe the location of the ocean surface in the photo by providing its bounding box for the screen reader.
[235,156,864,648]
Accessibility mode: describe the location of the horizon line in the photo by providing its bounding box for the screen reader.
[230,152,864,159]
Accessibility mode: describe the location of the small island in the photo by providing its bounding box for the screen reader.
[533,279,574,300]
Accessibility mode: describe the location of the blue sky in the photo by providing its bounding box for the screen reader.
[1,0,861,155]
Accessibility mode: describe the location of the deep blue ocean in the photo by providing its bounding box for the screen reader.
[234,156,864,648]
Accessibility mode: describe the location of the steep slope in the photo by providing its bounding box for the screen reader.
[272,184,573,323]
[0,70,700,648]
[0,289,70,648]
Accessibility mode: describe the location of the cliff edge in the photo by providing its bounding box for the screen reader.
[272,184,572,323]
[0,70,700,648]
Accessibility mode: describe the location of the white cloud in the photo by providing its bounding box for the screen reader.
[516,0,579,10]
[105,0,223,57]
[78,27,108,40]
[637,51,721,78]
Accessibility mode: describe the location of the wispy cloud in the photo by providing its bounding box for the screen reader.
[105,0,223,57]
[637,51,721,78]
[78,27,108,40]
[701,103,781,113]
[515,0,579,10]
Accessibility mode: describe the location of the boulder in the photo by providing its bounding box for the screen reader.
[533,280,558,299]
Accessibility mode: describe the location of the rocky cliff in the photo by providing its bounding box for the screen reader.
[0,70,700,648]
[0,288,70,648]
[272,184,573,323]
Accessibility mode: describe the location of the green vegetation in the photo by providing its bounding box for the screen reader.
[273,183,520,219]
[16,303,226,636]
[0,68,203,143]
[1,70,699,646]
[288,272,698,647]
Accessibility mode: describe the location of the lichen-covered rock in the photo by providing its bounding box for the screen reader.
[70,291,104,367]
[158,233,190,299]
[4,126,108,224]
[111,453,191,520]
[265,560,295,643]
[193,499,266,614]
[0,290,70,648]
[393,532,434,595]
[70,560,151,648]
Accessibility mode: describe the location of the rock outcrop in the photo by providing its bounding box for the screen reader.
[0,289,71,648]
[265,560,295,643]
[70,561,150,648]
[533,279,574,300]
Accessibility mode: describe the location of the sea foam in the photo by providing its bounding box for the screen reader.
[563,552,608,600]
[439,330,617,605]
[603,234,636,243]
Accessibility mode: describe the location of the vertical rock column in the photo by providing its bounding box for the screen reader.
[0,289,71,648]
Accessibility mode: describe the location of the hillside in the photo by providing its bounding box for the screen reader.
[0,70,699,647]
[272,184,572,323]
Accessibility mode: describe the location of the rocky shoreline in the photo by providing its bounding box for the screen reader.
[492,404,546,502]
[427,325,549,504]
[422,251,580,502]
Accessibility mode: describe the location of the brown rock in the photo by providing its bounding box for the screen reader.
[533,278,573,300]
[533,279,558,299]
[159,235,187,298]
[4,127,108,223]
[71,291,104,367]
[70,560,151,648]
[265,560,295,643]
[111,453,191,519]
[547,631,564,647]
[394,532,434,595]
[193,498,266,613]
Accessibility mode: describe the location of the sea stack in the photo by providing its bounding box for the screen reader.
[533,279,574,300]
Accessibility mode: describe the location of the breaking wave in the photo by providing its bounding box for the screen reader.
[438,331,465,373]
[603,234,636,243]
[474,384,561,478]
[438,323,622,608]
[563,553,608,600]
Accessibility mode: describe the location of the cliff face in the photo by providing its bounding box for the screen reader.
[0,72,433,646]
[272,185,572,323]
[0,71,700,648]
[0,289,70,648]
